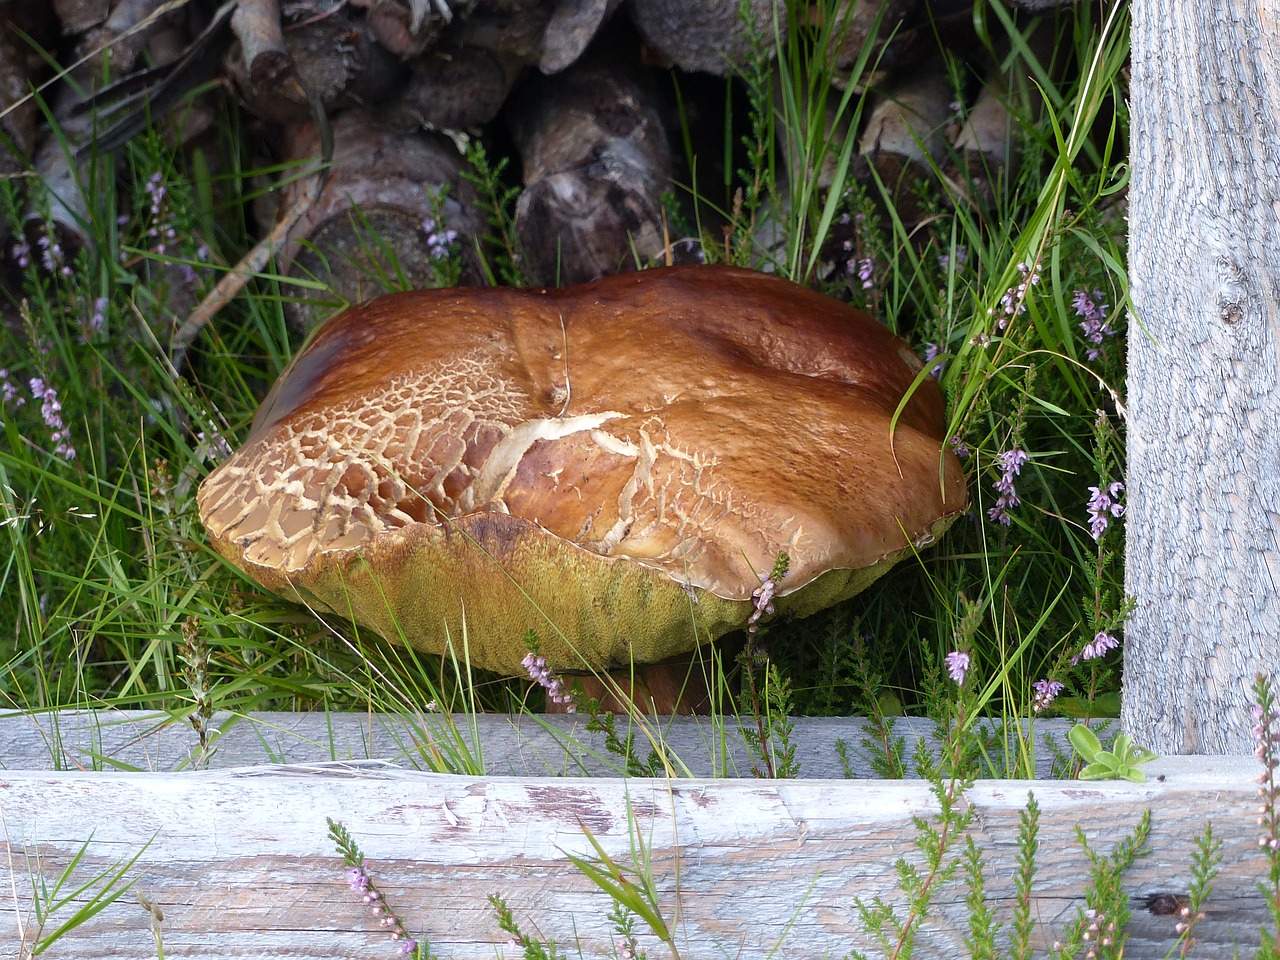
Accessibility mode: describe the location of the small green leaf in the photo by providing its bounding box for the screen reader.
[1078,761,1115,780]
[1068,723,1103,761]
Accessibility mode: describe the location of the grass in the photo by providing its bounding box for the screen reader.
[0,1,1130,778]
[10,4,1280,959]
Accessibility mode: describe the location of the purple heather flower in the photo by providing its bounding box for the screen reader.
[856,256,874,290]
[522,652,574,710]
[146,172,166,212]
[990,261,1041,330]
[10,239,30,269]
[945,650,971,685]
[144,172,177,256]
[88,297,108,337]
[987,448,1029,525]
[1086,481,1125,540]
[1251,698,1280,855]
[748,571,777,635]
[1073,289,1114,361]
[937,245,968,271]
[0,368,23,408]
[948,435,971,459]
[29,377,76,461]
[422,217,459,260]
[1031,678,1064,713]
[429,230,457,259]
[339,858,422,955]
[347,866,370,892]
[196,430,234,464]
[922,342,946,378]
[1073,630,1120,664]
[36,231,72,277]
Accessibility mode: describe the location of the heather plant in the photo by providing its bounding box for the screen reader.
[329,818,432,958]
[1253,673,1280,960]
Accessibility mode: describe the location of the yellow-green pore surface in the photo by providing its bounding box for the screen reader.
[198,266,967,673]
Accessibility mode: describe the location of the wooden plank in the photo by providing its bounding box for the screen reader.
[1,756,1267,959]
[0,710,1075,779]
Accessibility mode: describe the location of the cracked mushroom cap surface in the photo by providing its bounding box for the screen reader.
[197,265,967,673]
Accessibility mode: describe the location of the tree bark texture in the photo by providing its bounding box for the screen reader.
[507,52,671,286]
[1125,1,1280,753]
[0,5,56,177]
[273,112,486,327]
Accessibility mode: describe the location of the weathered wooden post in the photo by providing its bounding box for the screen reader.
[1125,1,1280,752]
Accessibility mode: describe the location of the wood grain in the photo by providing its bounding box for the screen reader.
[0,712,1269,958]
[1,758,1265,959]
[0,709,1069,778]
[1126,0,1280,751]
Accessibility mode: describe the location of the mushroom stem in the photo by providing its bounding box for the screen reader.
[549,649,728,716]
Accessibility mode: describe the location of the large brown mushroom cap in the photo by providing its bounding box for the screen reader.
[197,265,967,672]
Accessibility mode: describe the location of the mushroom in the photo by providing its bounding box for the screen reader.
[197,265,967,696]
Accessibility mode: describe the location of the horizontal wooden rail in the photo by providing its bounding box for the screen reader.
[0,712,1267,959]
[0,709,1073,778]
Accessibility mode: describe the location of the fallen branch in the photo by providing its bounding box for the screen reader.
[170,74,333,365]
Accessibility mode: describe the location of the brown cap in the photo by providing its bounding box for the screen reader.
[197,265,967,673]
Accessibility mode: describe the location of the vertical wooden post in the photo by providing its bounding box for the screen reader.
[1125,1,1280,752]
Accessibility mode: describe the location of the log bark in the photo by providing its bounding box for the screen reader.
[540,0,623,73]
[73,0,185,82]
[944,79,1017,208]
[627,0,921,79]
[858,56,951,228]
[390,0,554,132]
[52,0,110,35]
[1009,0,1080,10]
[1125,2,1280,752]
[228,3,405,126]
[507,48,672,286]
[0,710,1073,779]
[386,0,624,133]
[351,0,475,57]
[626,0,781,75]
[0,6,56,176]
[230,0,289,85]
[273,111,486,327]
[26,0,200,254]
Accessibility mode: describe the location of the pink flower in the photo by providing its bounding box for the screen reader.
[945,651,971,685]
[1031,678,1063,713]
[987,448,1029,525]
[1074,288,1115,361]
[522,652,574,710]
[1073,631,1120,664]
[1086,482,1125,540]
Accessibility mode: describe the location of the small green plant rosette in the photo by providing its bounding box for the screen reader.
[1067,724,1158,782]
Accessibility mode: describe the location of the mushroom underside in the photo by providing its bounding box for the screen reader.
[214,508,961,673]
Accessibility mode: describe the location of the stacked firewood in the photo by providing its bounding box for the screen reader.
[1,0,1079,334]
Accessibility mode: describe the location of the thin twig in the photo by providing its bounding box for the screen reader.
[169,72,332,366]
[168,169,319,365]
